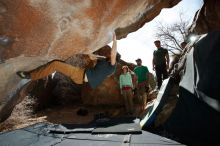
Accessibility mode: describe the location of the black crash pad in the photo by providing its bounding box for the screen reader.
[0,122,185,146]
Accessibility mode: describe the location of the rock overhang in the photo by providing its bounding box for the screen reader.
[0,0,182,122]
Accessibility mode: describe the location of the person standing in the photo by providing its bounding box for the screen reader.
[119,65,134,115]
[152,40,169,89]
[134,58,149,110]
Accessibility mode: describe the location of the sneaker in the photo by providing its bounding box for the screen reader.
[16,71,30,79]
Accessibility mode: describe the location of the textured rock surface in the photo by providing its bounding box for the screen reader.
[0,56,48,122]
[190,0,220,34]
[0,0,181,122]
[0,0,180,60]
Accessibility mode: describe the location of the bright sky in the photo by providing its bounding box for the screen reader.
[117,0,203,72]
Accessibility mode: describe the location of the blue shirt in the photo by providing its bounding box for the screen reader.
[86,59,116,89]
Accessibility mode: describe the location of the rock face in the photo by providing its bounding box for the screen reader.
[0,56,48,122]
[0,0,180,60]
[0,0,181,122]
[190,0,220,34]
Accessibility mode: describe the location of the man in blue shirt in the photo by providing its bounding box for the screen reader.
[17,33,119,89]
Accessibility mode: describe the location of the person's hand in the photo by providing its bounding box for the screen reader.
[110,31,117,65]
[88,54,98,61]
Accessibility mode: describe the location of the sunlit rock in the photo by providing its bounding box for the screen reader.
[1,0,180,60]
[0,0,180,122]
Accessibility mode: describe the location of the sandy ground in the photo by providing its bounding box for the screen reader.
[0,96,149,132]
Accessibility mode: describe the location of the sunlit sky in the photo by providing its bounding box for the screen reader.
[117,0,203,72]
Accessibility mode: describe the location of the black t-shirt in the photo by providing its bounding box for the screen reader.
[153,48,168,66]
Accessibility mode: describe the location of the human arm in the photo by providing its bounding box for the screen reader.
[129,73,134,89]
[133,74,138,88]
[111,32,117,66]
[88,53,106,61]
[145,67,149,86]
[119,75,123,94]
[165,51,170,70]
[119,75,122,89]
[133,68,138,86]
[152,54,156,71]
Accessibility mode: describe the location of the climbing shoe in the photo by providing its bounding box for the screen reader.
[16,71,31,79]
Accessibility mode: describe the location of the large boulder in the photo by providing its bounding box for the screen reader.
[0,0,180,60]
[190,0,220,34]
[0,0,180,122]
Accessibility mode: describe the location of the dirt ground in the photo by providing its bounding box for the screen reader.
[0,96,150,132]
